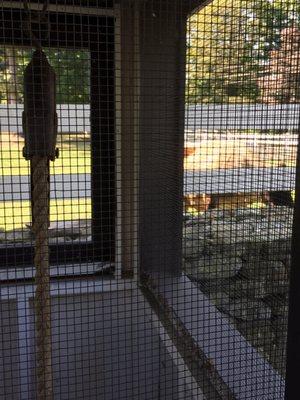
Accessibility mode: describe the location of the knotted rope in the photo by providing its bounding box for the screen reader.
[31,156,53,399]
[22,4,58,397]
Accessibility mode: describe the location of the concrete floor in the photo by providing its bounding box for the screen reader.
[0,280,196,400]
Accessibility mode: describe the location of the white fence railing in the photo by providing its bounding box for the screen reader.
[185,104,300,130]
[1,103,300,134]
[0,104,90,134]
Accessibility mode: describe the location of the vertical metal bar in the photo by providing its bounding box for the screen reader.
[90,17,115,262]
[115,4,123,279]
[138,0,186,276]
[285,130,300,400]
[118,1,140,279]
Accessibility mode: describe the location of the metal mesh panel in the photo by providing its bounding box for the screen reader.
[0,0,299,399]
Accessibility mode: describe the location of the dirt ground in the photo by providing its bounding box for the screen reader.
[184,139,296,170]
[1,132,296,169]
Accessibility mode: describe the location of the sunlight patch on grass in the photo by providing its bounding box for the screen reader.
[0,149,90,176]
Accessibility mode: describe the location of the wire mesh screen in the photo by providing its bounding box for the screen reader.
[0,0,299,399]
[1,48,91,243]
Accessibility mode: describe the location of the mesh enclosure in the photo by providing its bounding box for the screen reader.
[0,1,299,399]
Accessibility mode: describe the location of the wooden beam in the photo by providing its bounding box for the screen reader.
[138,0,186,275]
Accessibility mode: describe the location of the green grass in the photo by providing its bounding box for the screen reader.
[0,135,91,230]
[0,198,91,230]
[0,148,90,176]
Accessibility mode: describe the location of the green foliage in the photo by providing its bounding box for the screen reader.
[1,1,299,106]
[45,49,90,104]
[186,0,300,104]
[0,47,90,104]
[0,48,30,103]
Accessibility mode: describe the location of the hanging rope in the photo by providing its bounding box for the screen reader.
[22,2,57,399]
[31,156,53,399]
[23,0,50,50]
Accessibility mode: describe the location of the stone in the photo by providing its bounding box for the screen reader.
[260,239,292,261]
[205,209,233,220]
[183,205,292,376]
[228,279,267,300]
[235,208,266,221]
[209,221,255,244]
[183,225,207,258]
[1,218,92,245]
[236,320,275,347]
[266,297,289,318]
[198,278,267,300]
[48,219,91,238]
[239,260,285,280]
[184,256,242,280]
[185,215,207,227]
[49,236,67,244]
[219,299,272,321]
[4,229,32,242]
[272,317,288,343]
[210,242,247,259]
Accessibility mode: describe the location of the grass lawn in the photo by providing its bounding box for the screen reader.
[0,198,91,231]
[0,134,91,230]
[0,148,90,176]
[0,132,91,176]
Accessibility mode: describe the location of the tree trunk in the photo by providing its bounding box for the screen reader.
[6,47,18,104]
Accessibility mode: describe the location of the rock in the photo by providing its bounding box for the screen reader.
[252,221,292,242]
[241,242,265,261]
[205,209,233,220]
[184,256,242,280]
[235,208,266,221]
[209,221,255,244]
[272,317,288,343]
[282,254,291,269]
[236,320,275,347]
[260,239,292,261]
[198,278,267,300]
[4,229,32,242]
[49,236,67,244]
[239,260,285,280]
[196,278,230,294]
[209,242,247,259]
[228,279,267,300]
[183,213,192,222]
[219,298,272,321]
[183,225,206,258]
[183,205,291,375]
[1,218,92,245]
[266,297,289,317]
[185,215,207,227]
[48,219,91,238]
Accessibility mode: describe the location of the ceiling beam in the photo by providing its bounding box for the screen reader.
[1,1,115,17]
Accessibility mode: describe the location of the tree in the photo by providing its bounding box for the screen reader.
[45,49,90,104]
[258,26,300,103]
[186,0,300,104]
[187,0,258,104]
[0,48,90,104]
[0,48,30,103]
